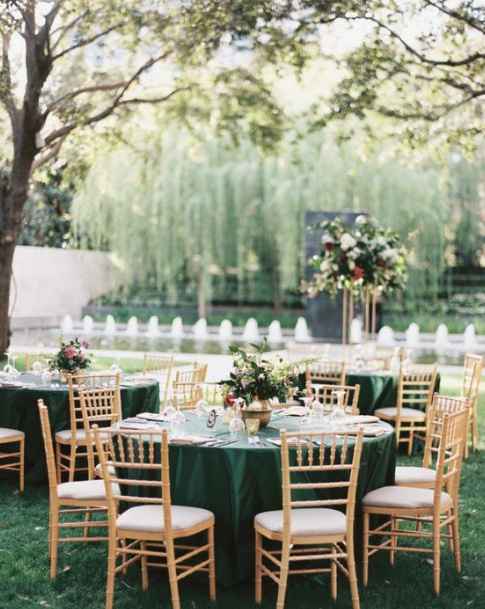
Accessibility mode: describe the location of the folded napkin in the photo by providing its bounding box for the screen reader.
[283,406,309,417]
[137,412,171,422]
[169,435,212,445]
[347,415,380,424]
[119,418,161,430]
[334,424,387,437]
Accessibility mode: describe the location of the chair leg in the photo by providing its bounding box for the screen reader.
[390,518,396,566]
[395,420,401,451]
[407,423,414,456]
[19,438,25,493]
[208,525,216,601]
[433,518,441,595]
[56,443,62,482]
[363,512,369,587]
[276,542,290,609]
[330,546,337,601]
[106,535,117,609]
[140,542,149,591]
[49,506,59,579]
[166,538,181,609]
[451,511,462,573]
[68,443,77,482]
[347,538,361,609]
[471,404,479,452]
[255,531,262,604]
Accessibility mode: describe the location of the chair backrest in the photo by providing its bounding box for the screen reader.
[463,353,483,401]
[280,430,363,537]
[24,352,52,371]
[309,383,361,415]
[143,354,174,406]
[94,427,173,535]
[200,382,225,405]
[433,409,468,507]
[305,360,346,387]
[79,385,122,477]
[396,365,437,416]
[37,399,58,498]
[66,372,120,433]
[172,382,203,410]
[422,394,471,468]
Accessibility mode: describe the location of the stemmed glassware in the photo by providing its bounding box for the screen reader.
[3,352,19,377]
[229,399,245,437]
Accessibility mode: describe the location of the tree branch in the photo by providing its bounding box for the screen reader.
[424,1,485,35]
[44,53,172,145]
[51,9,90,52]
[31,135,67,171]
[44,80,129,114]
[52,21,125,61]
[0,32,18,126]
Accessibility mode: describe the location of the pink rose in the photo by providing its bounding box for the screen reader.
[64,346,77,359]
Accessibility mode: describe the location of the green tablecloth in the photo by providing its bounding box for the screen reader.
[0,373,160,482]
[126,413,396,587]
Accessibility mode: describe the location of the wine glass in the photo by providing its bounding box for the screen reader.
[332,390,347,426]
[195,399,209,417]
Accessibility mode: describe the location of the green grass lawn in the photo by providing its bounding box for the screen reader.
[0,375,484,609]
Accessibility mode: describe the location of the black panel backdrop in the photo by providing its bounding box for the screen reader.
[304,211,366,341]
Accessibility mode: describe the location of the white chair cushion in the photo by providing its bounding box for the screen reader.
[117,504,214,533]
[55,429,108,442]
[395,466,436,486]
[375,407,425,420]
[57,479,108,501]
[255,508,346,537]
[0,427,24,440]
[363,486,452,511]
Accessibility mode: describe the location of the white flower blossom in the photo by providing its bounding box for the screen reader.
[340,233,356,251]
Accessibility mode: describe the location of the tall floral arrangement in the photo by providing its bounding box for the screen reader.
[303,215,407,298]
[49,338,91,372]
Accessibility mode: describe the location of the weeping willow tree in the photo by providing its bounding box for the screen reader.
[73,129,465,313]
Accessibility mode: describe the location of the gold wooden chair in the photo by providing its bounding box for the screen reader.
[305,360,346,387]
[375,365,437,455]
[37,400,108,579]
[362,408,468,595]
[23,352,52,371]
[0,427,24,493]
[55,372,120,482]
[79,386,122,478]
[255,430,364,609]
[308,383,361,415]
[143,354,175,408]
[395,394,471,488]
[94,427,216,609]
[462,353,483,455]
[172,382,203,410]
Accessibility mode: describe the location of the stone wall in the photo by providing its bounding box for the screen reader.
[10,246,115,327]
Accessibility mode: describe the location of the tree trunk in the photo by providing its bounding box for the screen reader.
[0,239,16,354]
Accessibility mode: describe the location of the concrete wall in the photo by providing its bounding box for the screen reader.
[10,246,115,326]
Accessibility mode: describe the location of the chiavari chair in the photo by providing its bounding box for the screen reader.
[462,353,483,456]
[172,382,203,410]
[55,372,120,481]
[254,430,364,609]
[395,394,470,488]
[362,408,468,595]
[23,352,52,371]
[305,360,347,387]
[375,365,437,455]
[37,400,108,579]
[308,383,361,415]
[0,427,24,493]
[94,427,216,609]
[143,354,175,408]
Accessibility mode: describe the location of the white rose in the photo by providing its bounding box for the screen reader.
[355,215,367,225]
[320,259,331,272]
[348,260,355,270]
[340,233,356,251]
[382,248,398,263]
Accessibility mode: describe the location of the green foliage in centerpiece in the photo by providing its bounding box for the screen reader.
[303,215,407,298]
[223,341,298,404]
[49,338,91,373]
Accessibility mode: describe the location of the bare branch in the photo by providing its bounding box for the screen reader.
[52,21,125,61]
[51,9,90,52]
[0,32,18,127]
[44,81,128,114]
[44,53,171,145]
[31,135,67,171]
[364,15,485,67]
[117,87,190,107]
[424,1,485,35]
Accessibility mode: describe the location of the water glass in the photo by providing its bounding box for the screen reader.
[245,418,260,436]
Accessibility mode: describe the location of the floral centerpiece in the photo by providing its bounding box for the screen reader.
[222,341,299,409]
[302,215,407,297]
[49,338,91,375]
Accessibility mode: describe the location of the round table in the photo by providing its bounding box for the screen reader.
[0,373,160,482]
[134,412,396,587]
